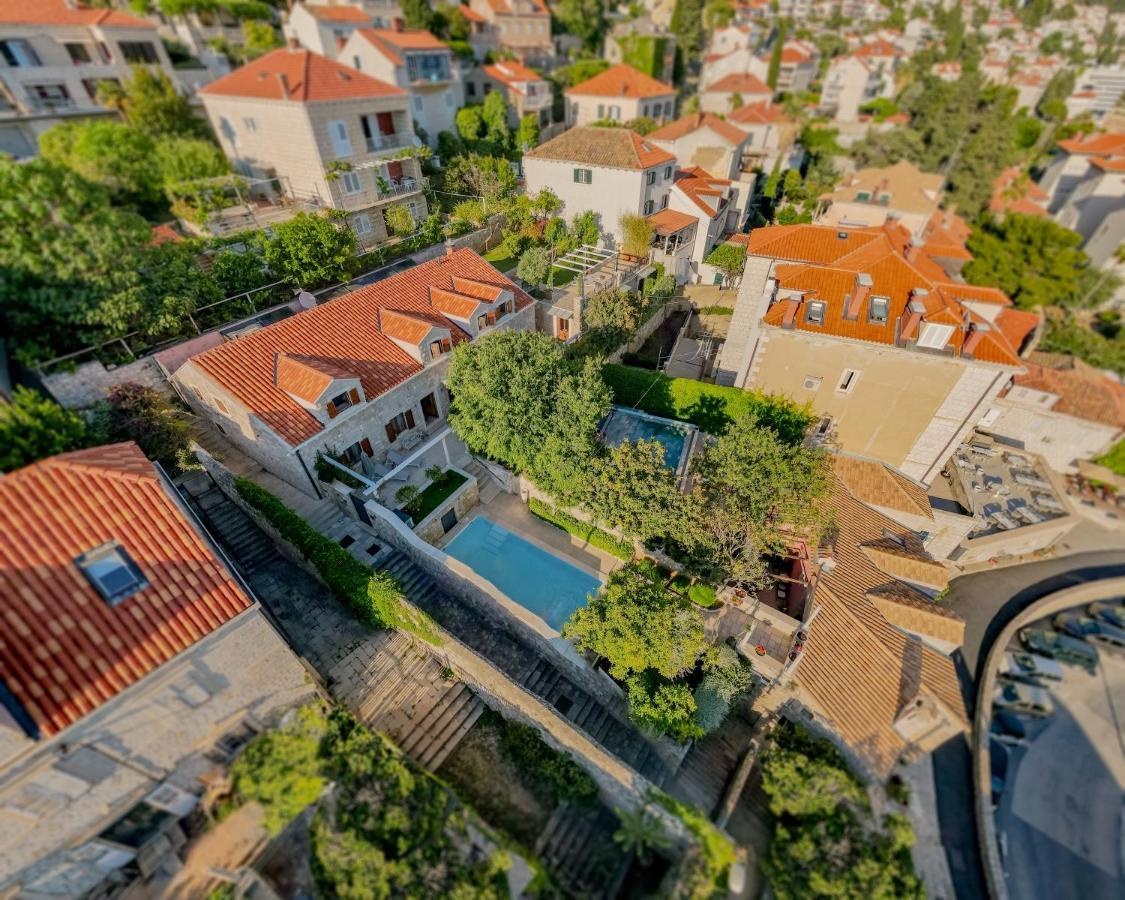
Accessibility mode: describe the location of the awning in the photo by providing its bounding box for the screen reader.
[546,306,573,320]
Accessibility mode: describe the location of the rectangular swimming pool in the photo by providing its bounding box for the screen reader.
[443,516,602,631]
[599,405,697,474]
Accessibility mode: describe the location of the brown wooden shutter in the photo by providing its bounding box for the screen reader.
[385,422,397,442]
[387,159,404,179]
[348,388,360,404]
[441,338,452,352]
[361,438,373,456]
[327,401,338,418]
[404,409,415,429]
[377,112,395,135]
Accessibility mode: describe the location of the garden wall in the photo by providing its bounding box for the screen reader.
[40,355,174,410]
[413,472,479,544]
[606,298,693,365]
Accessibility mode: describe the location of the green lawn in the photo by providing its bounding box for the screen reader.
[1096,439,1125,477]
[549,266,578,288]
[407,470,468,522]
[483,246,517,272]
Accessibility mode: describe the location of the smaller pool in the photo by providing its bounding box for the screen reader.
[599,405,697,474]
[443,517,601,631]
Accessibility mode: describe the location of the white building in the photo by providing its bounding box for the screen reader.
[648,111,751,181]
[699,72,772,114]
[286,2,374,57]
[564,63,676,127]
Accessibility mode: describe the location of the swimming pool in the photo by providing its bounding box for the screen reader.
[599,405,697,474]
[443,517,601,631]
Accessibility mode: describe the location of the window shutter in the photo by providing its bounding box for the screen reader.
[361,438,374,456]
[348,388,360,404]
[405,409,416,428]
[441,338,452,352]
[329,120,352,157]
[327,401,338,418]
[385,422,397,442]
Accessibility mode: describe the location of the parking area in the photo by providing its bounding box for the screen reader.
[991,613,1125,899]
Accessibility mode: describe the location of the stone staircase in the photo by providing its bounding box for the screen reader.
[179,472,280,577]
[464,457,502,505]
[534,802,630,899]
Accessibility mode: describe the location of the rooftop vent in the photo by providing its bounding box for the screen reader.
[837,231,848,239]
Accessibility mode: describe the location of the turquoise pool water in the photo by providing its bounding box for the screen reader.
[600,406,695,473]
[443,517,601,631]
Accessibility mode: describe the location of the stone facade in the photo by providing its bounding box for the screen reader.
[414,470,479,544]
[40,355,172,410]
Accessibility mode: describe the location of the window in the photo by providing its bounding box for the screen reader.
[855,190,872,202]
[339,441,364,465]
[663,101,672,116]
[429,337,452,359]
[869,296,889,324]
[608,104,621,120]
[644,199,654,214]
[878,192,892,205]
[76,544,147,606]
[573,167,592,184]
[802,375,822,391]
[445,91,453,107]
[836,369,859,394]
[413,95,423,113]
[597,103,605,118]
[212,396,228,414]
[328,119,352,157]
[119,41,159,64]
[477,313,488,330]
[27,83,70,109]
[384,409,416,442]
[341,170,362,194]
[65,42,92,64]
[660,193,668,209]
[352,55,362,70]
[406,52,450,84]
[242,116,257,132]
[466,81,476,97]
[329,390,354,414]
[647,170,656,185]
[916,322,953,350]
[0,39,41,67]
[806,300,826,325]
[664,166,672,179]
[353,212,373,235]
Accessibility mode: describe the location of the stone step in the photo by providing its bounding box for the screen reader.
[413,687,481,767]
[422,699,483,771]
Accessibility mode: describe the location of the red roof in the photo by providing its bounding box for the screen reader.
[149,224,182,246]
[201,47,404,102]
[673,166,730,217]
[189,250,533,446]
[705,73,772,96]
[854,38,900,58]
[355,27,449,65]
[1009,358,1125,427]
[0,0,153,28]
[0,443,252,738]
[566,63,675,99]
[750,223,1030,366]
[648,112,748,145]
[460,4,487,23]
[729,100,785,126]
[483,61,545,91]
[990,166,1050,218]
[302,3,372,22]
[647,208,698,235]
[1057,133,1125,156]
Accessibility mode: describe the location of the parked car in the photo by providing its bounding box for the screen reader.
[1054,612,1125,650]
[1000,651,1064,684]
[1019,627,1099,671]
[990,737,1010,806]
[1089,601,1125,630]
[991,710,1029,747]
[993,681,1053,717]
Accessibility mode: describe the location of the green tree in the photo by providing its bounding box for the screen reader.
[702,0,735,30]
[243,19,281,57]
[564,560,707,679]
[584,439,685,541]
[400,0,436,30]
[570,210,601,246]
[613,807,671,860]
[0,387,89,472]
[1037,68,1076,121]
[101,67,208,139]
[40,120,161,207]
[767,22,788,90]
[553,0,608,51]
[516,112,541,150]
[671,0,705,62]
[943,0,964,59]
[619,212,655,257]
[256,212,357,288]
[964,213,1118,309]
[626,673,704,741]
[704,242,747,288]
[444,153,518,202]
[583,287,645,332]
[456,104,486,145]
[384,203,416,236]
[515,244,550,286]
[90,382,194,474]
[481,90,512,151]
[154,135,230,188]
[533,356,612,502]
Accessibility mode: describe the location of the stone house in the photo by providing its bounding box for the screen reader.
[715,223,1040,486]
[340,25,462,146]
[564,63,676,128]
[285,2,374,57]
[0,0,178,158]
[0,443,313,896]
[816,160,946,238]
[466,60,553,129]
[466,0,552,66]
[199,45,427,249]
[171,248,537,498]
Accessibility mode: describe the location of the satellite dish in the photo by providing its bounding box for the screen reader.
[297,291,317,310]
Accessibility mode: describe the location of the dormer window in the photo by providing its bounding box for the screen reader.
[916,322,954,350]
[806,300,826,325]
[429,337,452,359]
[77,543,147,606]
[855,190,872,202]
[869,296,889,324]
[327,388,360,418]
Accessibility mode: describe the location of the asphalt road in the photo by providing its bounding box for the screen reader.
[930,539,1125,900]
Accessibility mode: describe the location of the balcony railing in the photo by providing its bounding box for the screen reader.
[364,132,412,153]
[378,176,421,199]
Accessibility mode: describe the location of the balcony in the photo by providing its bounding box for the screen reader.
[522,90,552,110]
[363,131,412,154]
[378,176,422,199]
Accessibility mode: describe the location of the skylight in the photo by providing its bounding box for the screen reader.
[76,543,147,606]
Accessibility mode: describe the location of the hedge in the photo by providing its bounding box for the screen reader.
[601,364,814,445]
[528,497,634,560]
[493,713,598,806]
[234,477,440,645]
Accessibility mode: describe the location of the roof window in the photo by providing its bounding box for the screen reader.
[869,296,889,324]
[806,300,826,325]
[76,543,147,606]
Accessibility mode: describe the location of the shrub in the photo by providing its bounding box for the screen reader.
[648,787,736,892]
[90,382,193,474]
[497,718,598,806]
[601,364,814,443]
[529,497,634,560]
[687,582,718,608]
[234,477,440,644]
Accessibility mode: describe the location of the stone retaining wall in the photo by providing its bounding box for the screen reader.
[607,298,692,365]
[414,471,479,545]
[41,355,174,410]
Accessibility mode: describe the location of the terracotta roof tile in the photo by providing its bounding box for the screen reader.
[672,167,729,217]
[450,275,505,301]
[0,443,252,738]
[1009,359,1125,427]
[201,47,404,102]
[302,3,372,22]
[649,112,748,145]
[188,250,532,447]
[1057,132,1125,156]
[647,208,698,234]
[704,73,772,96]
[429,287,483,319]
[830,453,932,518]
[483,61,544,89]
[729,100,786,125]
[566,63,675,99]
[0,0,153,27]
[524,126,676,170]
[275,353,354,404]
[356,27,449,67]
[379,308,443,344]
[822,160,944,214]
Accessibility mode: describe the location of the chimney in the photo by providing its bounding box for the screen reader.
[277,72,290,99]
[392,17,405,32]
[781,297,800,328]
[845,272,872,320]
[444,236,455,259]
[899,290,927,343]
[962,322,990,358]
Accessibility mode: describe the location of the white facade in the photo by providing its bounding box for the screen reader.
[286,3,372,57]
[566,90,676,127]
[820,56,894,123]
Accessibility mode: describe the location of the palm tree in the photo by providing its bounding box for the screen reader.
[612,806,670,862]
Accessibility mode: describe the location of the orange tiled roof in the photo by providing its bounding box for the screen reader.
[795,474,968,779]
[854,37,900,58]
[150,223,182,246]
[647,208,698,234]
[750,223,1030,366]
[830,453,932,518]
[1090,157,1125,172]
[429,287,483,319]
[451,275,505,301]
[483,61,545,91]
[566,63,674,99]
[201,47,404,102]
[276,352,354,404]
[780,46,811,63]
[0,443,252,738]
[483,0,548,13]
[920,209,972,260]
[460,4,487,23]
[1008,359,1125,427]
[648,112,748,145]
[704,73,772,96]
[729,100,785,126]
[673,167,730,217]
[0,0,152,27]
[356,27,448,65]
[189,250,532,446]
[524,126,675,169]
[302,3,372,22]
[1057,132,1125,156]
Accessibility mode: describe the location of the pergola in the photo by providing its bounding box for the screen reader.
[551,244,618,298]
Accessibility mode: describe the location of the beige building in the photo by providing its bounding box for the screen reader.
[0,0,178,158]
[717,223,1040,485]
[199,45,426,249]
[467,60,553,129]
[564,63,676,128]
[649,112,751,182]
[816,160,945,236]
[171,249,537,498]
[0,443,313,896]
[286,2,374,57]
[699,72,772,115]
[466,0,552,65]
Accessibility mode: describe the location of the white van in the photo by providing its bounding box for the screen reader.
[993,682,1054,717]
[1000,651,1064,684]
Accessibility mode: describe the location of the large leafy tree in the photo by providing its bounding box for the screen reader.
[0,387,90,472]
[90,382,194,474]
[39,120,161,207]
[564,560,707,680]
[670,0,705,62]
[100,67,209,139]
[255,212,357,288]
[584,439,685,541]
[533,356,611,502]
[443,153,518,202]
[552,0,608,52]
[964,213,1118,309]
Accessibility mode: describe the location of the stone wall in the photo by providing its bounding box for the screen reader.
[414,470,479,544]
[40,356,173,410]
[606,298,692,365]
